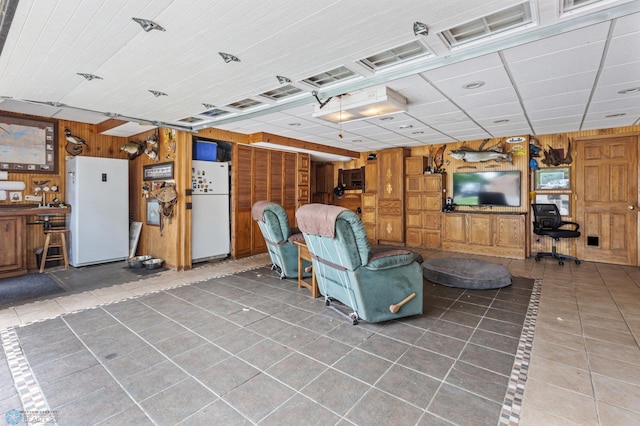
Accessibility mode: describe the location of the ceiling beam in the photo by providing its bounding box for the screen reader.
[247,132,360,158]
[97,118,128,134]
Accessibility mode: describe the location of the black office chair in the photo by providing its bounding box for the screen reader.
[531,203,581,266]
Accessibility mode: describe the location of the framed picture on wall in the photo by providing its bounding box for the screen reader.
[146,199,160,226]
[535,167,570,190]
[0,114,58,173]
[536,193,570,216]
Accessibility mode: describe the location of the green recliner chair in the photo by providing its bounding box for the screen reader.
[296,203,423,324]
[251,201,310,279]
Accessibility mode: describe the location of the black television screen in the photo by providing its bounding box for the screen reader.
[452,171,521,207]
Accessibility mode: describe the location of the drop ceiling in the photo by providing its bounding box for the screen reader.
[0,0,638,161]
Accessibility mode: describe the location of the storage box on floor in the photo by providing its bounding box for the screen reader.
[193,141,217,161]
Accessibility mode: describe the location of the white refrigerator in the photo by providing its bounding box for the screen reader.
[66,156,129,267]
[191,160,230,262]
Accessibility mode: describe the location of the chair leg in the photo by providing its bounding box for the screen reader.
[39,232,52,273]
[59,231,69,270]
[535,238,580,266]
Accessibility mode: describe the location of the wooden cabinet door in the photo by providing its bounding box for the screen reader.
[443,214,466,243]
[467,215,492,246]
[365,160,377,193]
[362,193,377,210]
[378,215,404,243]
[378,148,405,200]
[494,215,525,249]
[0,216,24,273]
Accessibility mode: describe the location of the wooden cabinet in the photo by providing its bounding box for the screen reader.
[405,156,428,176]
[361,192,377,243]
[315,163,334,194]
[377,148,409,244]
[361,159,378,244]
[232,145,310,258]
[0,216,26,278]
[442,213,526,259]
[405,169,445,249]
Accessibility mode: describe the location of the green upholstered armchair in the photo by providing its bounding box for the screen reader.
[296,203,423,324]
[251,201,310,279]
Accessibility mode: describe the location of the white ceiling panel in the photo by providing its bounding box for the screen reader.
[0,0,638,146]
[516,71,598,100]
[603,31,640,66]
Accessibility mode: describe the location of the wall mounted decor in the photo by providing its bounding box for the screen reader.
[535,167,570,190]
[143,161,174,181]
[146,199,160,226]
[0,114,58,173]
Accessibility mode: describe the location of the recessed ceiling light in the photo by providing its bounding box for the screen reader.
[219,52,240,63]
[379,116,395,121]
[463,81,485,90]
[605,113,626,118]
[288,122,301,126]
[353,139,363,143]
[618,87,640,95]
[493,119,510,123]
[412,131,425,135]
[399,124,413,129]
[132,18,165,32]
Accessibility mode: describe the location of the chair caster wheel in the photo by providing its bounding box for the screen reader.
[575,260,581,265]
[534,256,541,262]
[559,260,564,266]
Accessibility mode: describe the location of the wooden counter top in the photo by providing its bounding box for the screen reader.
[0,205,71,217]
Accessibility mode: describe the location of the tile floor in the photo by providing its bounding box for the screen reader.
[0,250,638,425]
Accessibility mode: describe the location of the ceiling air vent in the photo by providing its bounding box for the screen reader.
[441,2,533,47]
[260,84,303,101]
[359,41,433,71]
[226,98,264,110]
[302,66,358,88]
[561,0,605,14]
[199,108,231,118]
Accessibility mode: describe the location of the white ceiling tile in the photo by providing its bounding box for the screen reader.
[420,54,503,82]
[507,41,606,85]
[502,22,610,62]
[597,62,640,87]
[612,11,640,36]
[455,87,521,109]
[516,71,598,100]
[604,31,640,66]
[523,89,591,111]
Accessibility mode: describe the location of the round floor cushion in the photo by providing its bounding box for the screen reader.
[422,257,511,289]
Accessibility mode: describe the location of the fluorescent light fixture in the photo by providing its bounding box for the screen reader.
[312,86,407,123]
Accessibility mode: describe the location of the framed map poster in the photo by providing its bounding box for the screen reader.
[0,114,58,173]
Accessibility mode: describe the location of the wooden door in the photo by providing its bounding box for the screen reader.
[575,136,638,265]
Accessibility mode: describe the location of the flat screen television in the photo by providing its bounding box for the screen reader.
[452,171,521,207]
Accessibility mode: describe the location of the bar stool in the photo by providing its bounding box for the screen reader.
[39,216,69,273]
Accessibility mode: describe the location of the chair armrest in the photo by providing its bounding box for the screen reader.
[287,232,305,244]
[366,250,416,270]
[560,221,580,231]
